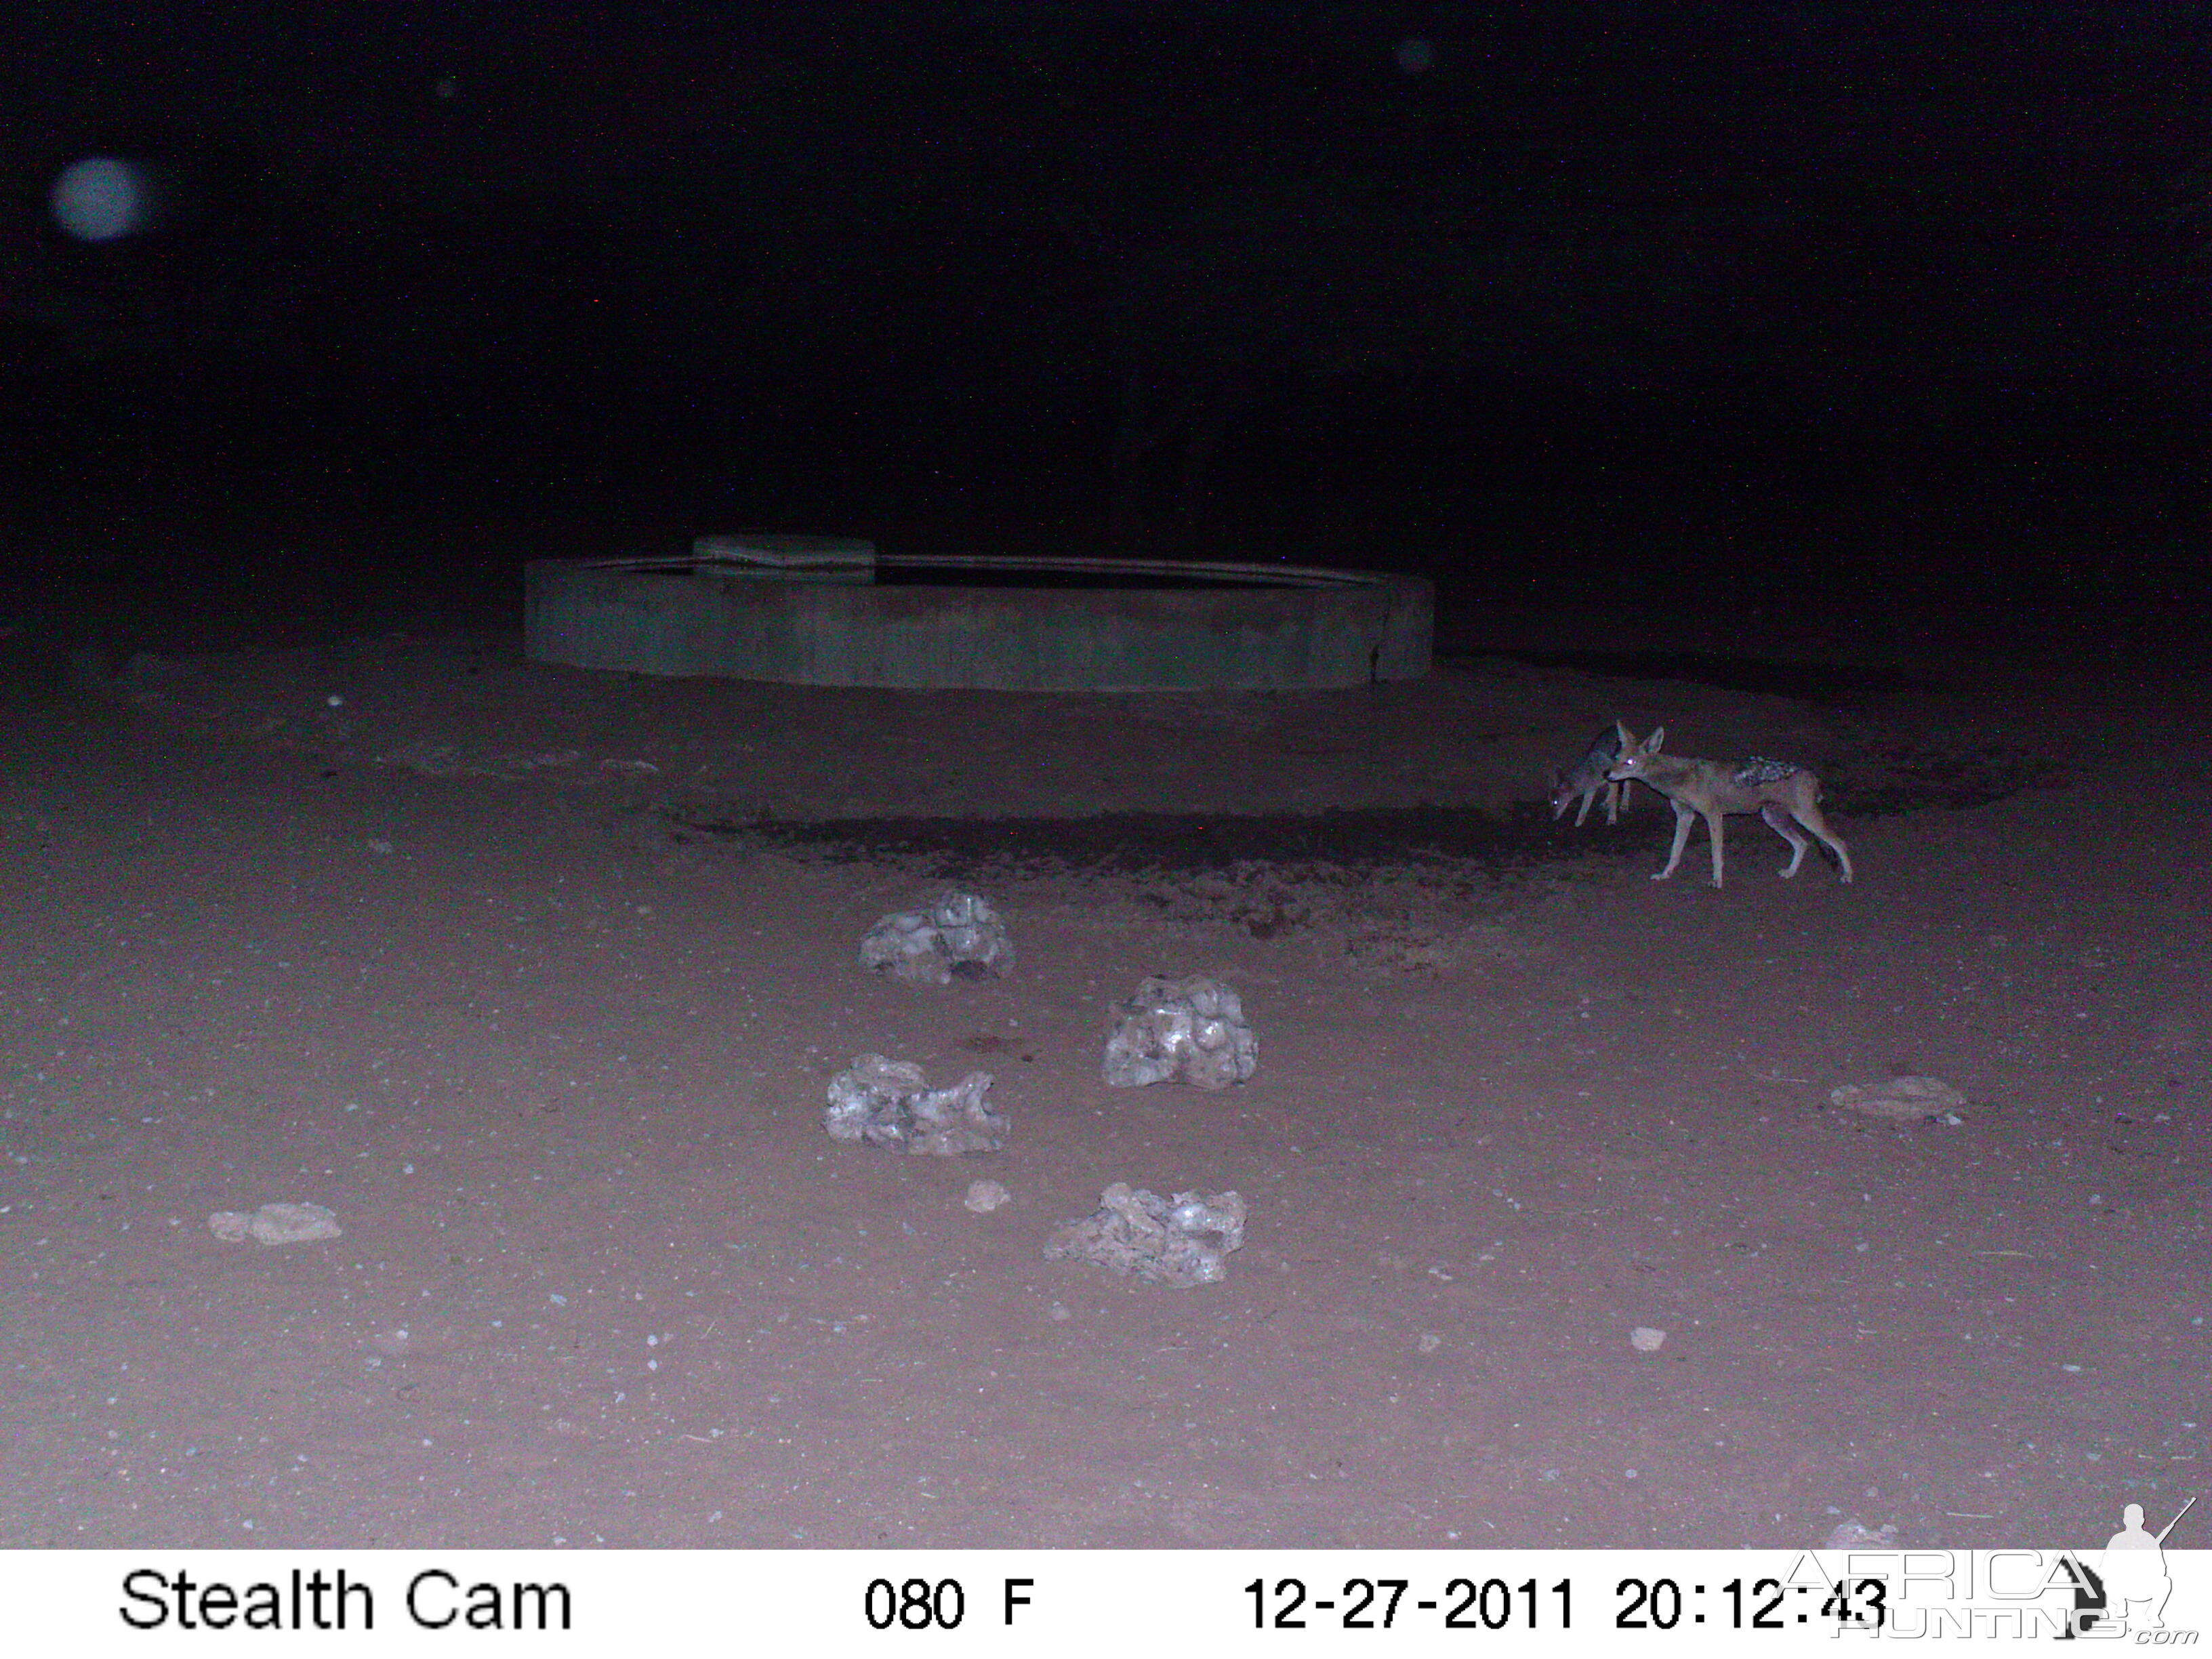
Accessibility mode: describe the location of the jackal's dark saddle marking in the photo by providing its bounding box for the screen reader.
[1732,756,1803,786]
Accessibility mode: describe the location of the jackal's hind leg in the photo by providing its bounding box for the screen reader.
[1761,802,1811,878]
[1797,802,1851,884]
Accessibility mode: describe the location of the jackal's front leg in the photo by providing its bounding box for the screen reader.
[1656,801,1696,880]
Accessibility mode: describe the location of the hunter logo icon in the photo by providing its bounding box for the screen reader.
[2083,1495,2196,1636]
[2070,1495,2194,1637]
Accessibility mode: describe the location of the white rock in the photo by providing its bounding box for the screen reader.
[1103,975,1256,1090]
[209,1202,342,1245]
[964,1180,1011,1214]
[825,1054,1007,1155]
[1822,1518,1899,1549]
[1829,1074,1967,1122]
[1046,1183,1248,1286]
[860,890,1013,985]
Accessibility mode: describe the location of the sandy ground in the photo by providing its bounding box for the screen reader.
[0,613,2203,1551]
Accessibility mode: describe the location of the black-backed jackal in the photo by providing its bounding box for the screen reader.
[1549,723,1633,826]
[1605,724,1853,887]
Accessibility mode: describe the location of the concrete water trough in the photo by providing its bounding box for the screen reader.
[525,536,1433,692]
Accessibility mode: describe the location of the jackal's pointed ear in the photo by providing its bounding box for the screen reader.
[1642,726,1666,754]
[1614,720,1633,749]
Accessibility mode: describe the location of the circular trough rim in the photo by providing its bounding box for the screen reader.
[525,548,1433,691]
[848,552,1382,590]
[562,549,1390,590]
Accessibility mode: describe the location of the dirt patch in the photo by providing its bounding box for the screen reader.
[1452,646,1935,703]
[677,722,2065,874]
[0,626,2203,1552]
[685,804,1612,873]
[1818,739,2074,817]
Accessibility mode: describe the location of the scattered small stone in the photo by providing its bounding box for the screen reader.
[1417,1332,1443,1355]
[1103,975,1257,1090]
[824,1054,1008,1155]
[860,890,1013,984]
[1630,1326,1668,1353]
[1829,1074,1966,1122]
[964,1179,1011,1214]
[1046,1183,1247,1286]
[209,1202,342,1245]
[1822,1518,1900,1549]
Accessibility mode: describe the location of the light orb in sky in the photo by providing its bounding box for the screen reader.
[51,157,157,243]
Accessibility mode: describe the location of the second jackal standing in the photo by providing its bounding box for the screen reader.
[1549,723,1635,826]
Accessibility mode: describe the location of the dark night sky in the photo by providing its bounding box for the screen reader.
[2,2,2205,606]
